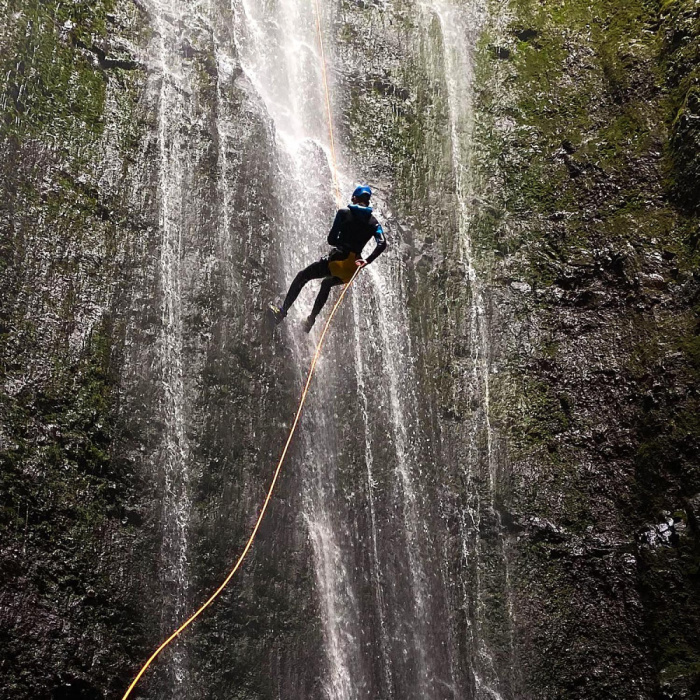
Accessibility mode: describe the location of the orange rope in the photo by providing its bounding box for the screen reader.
[313,0,342,208]
[120,265,362,700]
[121,5,348,696]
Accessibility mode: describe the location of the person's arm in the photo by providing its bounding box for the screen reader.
[363,218,386,265]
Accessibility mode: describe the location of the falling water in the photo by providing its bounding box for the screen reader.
[351,297,394,697]
[230,0,442,695]
[423,0,514,696]
[131,0,510,696]
[231,1,365,696]
[143,0,197,693]
[232,0,508,696]
[359,261,441,694]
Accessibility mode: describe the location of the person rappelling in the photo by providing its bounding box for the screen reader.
[268,185,387,332]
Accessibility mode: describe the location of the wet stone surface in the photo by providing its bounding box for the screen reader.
[2,0,700,699]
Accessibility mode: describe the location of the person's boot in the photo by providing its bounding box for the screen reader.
[268,303,286,325]
[302,315,316,333]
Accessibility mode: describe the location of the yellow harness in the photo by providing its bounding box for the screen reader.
[328,252,357,283]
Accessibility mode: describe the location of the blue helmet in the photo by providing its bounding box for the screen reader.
[352,185,372,200]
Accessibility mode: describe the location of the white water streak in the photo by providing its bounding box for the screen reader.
[232,1,361,696]
[148,1,194,691]
[352,296,394,699]
[362,262,434,695]
[426,0,513,695]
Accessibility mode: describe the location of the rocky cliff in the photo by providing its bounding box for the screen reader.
[472,0,700,697]
[1,1,698,699]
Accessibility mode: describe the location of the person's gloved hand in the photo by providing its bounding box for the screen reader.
[355,258,367,268]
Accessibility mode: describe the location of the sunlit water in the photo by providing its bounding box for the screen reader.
[144,1,195,693]
[136,0,511,696]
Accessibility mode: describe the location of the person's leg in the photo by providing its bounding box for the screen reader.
[281,259,329,313]
[310,276,344,319]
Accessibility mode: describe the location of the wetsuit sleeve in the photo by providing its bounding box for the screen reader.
[327,210,344,246]
[364,218,386,265]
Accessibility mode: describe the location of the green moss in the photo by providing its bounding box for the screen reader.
[517,379,570,446]
[0,1,151,693]
[474,0,700,694]
[660,0,700,213]
[680,333,700,374]
[0,0,117,144]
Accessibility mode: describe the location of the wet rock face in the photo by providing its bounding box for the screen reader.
[2,0,699,699]
[1,0,319,697]
[472,0,700,697]
[0,1,155,697]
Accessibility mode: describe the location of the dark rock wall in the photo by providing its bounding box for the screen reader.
[471,0,700,697]
[0,2,157,697]
[1,1,323,698]
[2,0,699,699]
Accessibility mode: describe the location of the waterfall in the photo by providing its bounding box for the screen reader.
[7,0,691,697]
[422,0,514,696]
[128,0,510,696]
[147,1,193,693]
[136,0,226,694]
[230,0,456,695]
[231,1,363,697]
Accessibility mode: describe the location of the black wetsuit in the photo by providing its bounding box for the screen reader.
[281,204,386,319]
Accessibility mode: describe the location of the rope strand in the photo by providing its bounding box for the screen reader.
[120,266,361,700]
[121,4,347,694]
[313,0,342,207]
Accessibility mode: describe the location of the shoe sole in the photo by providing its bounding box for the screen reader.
[268,303,286,325]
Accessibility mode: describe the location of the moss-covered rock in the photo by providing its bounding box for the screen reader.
[473,0,700,696]
[0,1,158,696]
